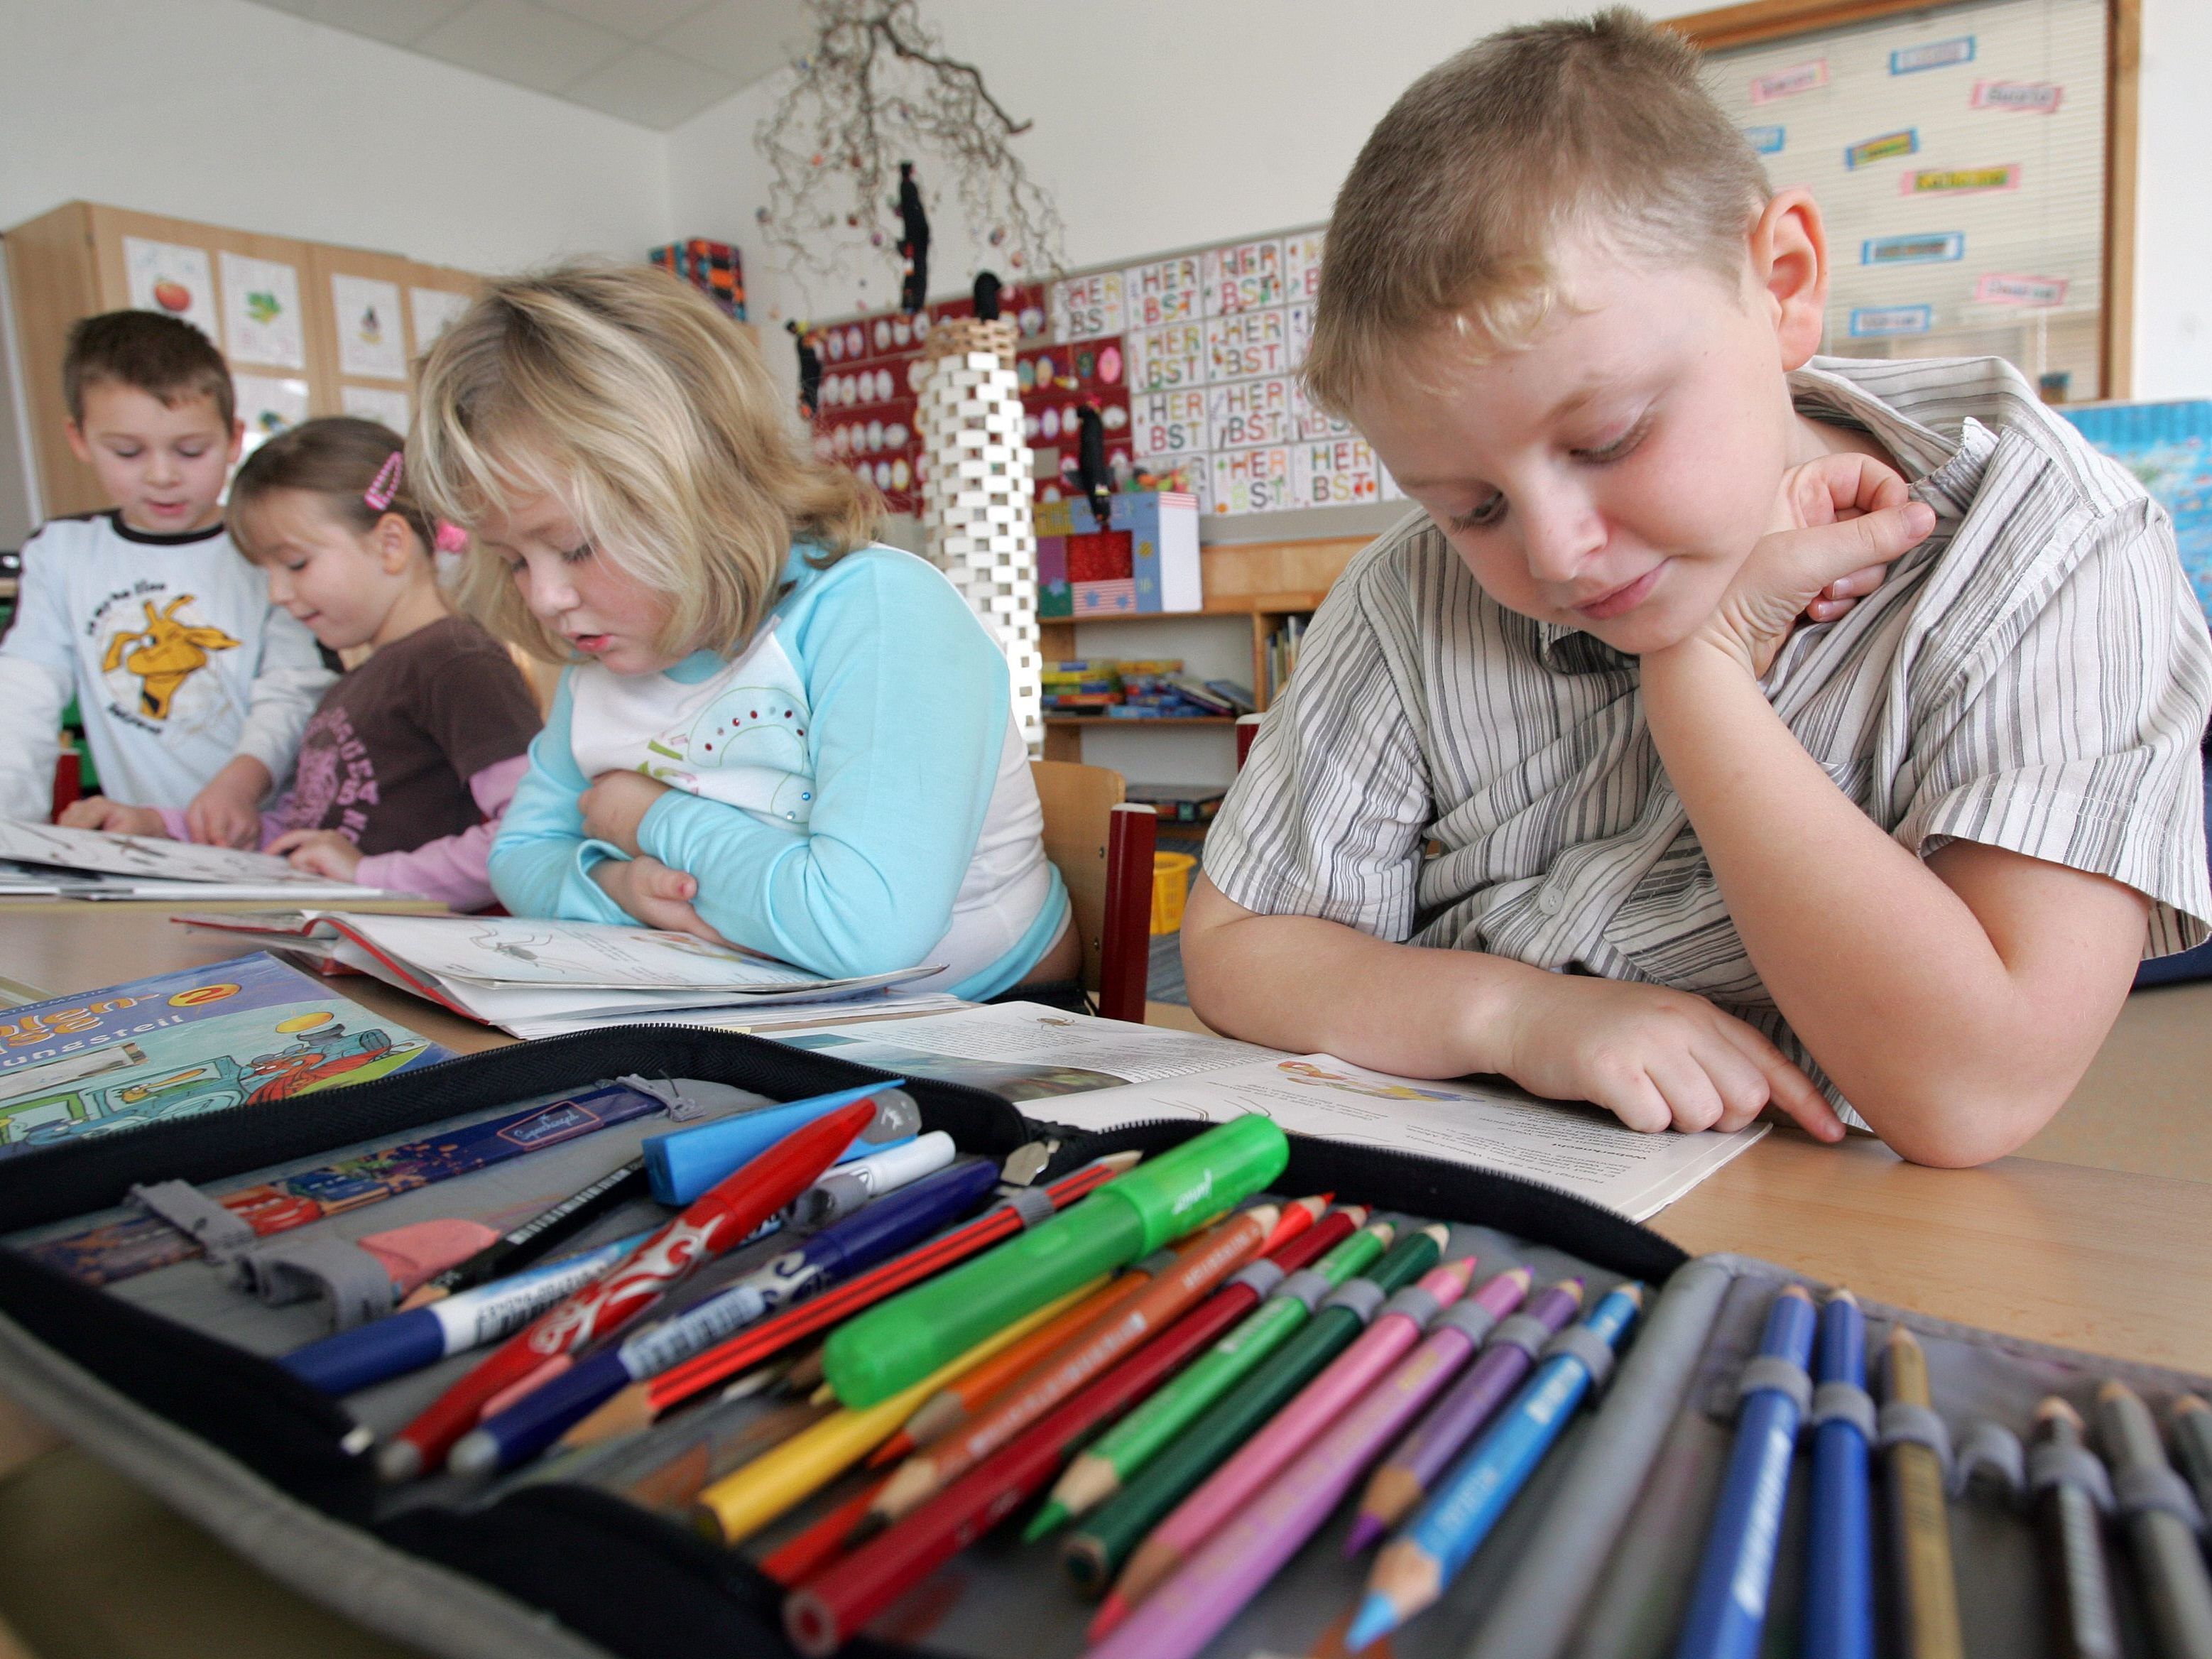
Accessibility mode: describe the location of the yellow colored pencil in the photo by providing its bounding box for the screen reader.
[1884,1327,1963,1659]
[692,1280,1102,1547]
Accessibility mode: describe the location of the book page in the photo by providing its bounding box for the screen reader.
[0,822,371,890]
[1020,1054,1766,1221]
[334,914,842,991]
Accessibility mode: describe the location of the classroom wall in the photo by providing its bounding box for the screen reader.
[0,0,672,278]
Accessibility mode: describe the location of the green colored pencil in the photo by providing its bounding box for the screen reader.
[1027,1218,1396,1539]
[1062,1222,1449,1600]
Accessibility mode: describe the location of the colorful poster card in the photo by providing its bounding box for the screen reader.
[1890,36,1974,73]
[1971,80,2064,114]
[340,384,410,434]
[1848,303,1934,337]
[1206,239,1284,315]
[331,274,407,380]
[1206,308,1290,382]
[122,238,219,342]
[1207,376,1292,451]
[1285,301,1316,371]
[1743,125,1787,154]
[1845,129,1919,168]
[1123,256,1204,328]
[1292,437,1383,508]
[1902,163,2020,195]
[1974,272,2069,305]
[1052,271,1126,342]
[1282,232,1326,304]
[1287,379,1353,443]
[233,374,310,462]
[1750,60,1826,103]
[1130,388,1208,458]
[217,252,305,369]
[1212,445,1294,515]
[1863,232,1965,265]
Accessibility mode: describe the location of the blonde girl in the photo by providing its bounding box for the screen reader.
[413,262,1077,1000]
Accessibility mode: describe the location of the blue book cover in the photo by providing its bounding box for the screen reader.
[0,952,453,1155]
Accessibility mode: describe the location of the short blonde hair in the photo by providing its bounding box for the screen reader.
[410,261,879,665]
[1304,9,1770,413]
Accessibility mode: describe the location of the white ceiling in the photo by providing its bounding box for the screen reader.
[246,0,813,129]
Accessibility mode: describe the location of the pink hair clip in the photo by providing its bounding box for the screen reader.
[364,452,403,511]
[433,521,469,554]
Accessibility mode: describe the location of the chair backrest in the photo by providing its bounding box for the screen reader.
[1030,759,1126,994]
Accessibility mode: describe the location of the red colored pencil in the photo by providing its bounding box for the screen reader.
[561,1152,1144,1447]
[761,1477,888,1587]
[378,1097,878,1481]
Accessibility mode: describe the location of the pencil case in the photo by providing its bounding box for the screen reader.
[0,1026,2199,1659]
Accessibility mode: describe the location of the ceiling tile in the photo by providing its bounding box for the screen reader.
[246,0,471,45]
[560,44,738,129]
[537,0,709,42]
[655,0,809,85]
[413,0,628,93]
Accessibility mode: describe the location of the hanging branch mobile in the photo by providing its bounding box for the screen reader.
[754,0,1067,316]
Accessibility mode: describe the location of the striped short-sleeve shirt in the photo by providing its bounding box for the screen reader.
[1205,354,2212,1122]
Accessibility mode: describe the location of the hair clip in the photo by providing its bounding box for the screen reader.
[364,452,403,511]
[433,521,469,554]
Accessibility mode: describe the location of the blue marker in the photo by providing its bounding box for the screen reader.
[1674,1283,1819,1659]
[1347,1282,1645,1651]
[445,1156,1003,1474]
[1804,1290,1873,1659]
[641,1082,916,1206]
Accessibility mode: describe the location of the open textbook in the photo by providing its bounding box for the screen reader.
[767,1002,1762,1219]
[0,820,385,901]
[174,910,942,1030]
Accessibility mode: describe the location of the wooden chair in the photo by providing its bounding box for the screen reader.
[1030,760,1156,1023]
[49,750,80,821]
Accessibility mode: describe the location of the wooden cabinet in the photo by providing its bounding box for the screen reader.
[3,201,479,521]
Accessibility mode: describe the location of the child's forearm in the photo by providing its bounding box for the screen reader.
[1639,641,2131,1163]
[1179,876,1539,1077]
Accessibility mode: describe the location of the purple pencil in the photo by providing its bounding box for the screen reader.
[1085,1268,1527,1659]
[1344,1273,1582,1553]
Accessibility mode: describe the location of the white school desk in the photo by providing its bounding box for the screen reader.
[0,898,2208,1658]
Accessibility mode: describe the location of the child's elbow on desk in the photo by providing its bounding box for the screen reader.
[1852,1082,2070,1170]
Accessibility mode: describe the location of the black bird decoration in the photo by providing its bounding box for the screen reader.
[895,161,931,315]
[1075,402,1111,530]
[972,269,1002,322]
[787,320,822,420]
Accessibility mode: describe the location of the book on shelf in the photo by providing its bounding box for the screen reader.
[1202,680,1258,714]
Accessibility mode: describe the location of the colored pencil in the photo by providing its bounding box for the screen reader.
[1804,1290,1873,1659]
[282,1229,650,1396]
[2032,1397,2123,1659]
[378,1096,878,1481]
[780,1231,1297,1657]
[399,1155,649,1310]
[1675,1283,1817,1659]
[560,1151,1142,1447]
[859,1204,1280,1533]
[1068,1224,1448,1612]
[2095,1378,2212,1659]
[1347,1269,1562,1552]
[1882,1326,1963,1659]
[2172,1394,2212,1537]
[1085,1259,1503,1659]
[1344,1281,1644,1652]
[447,1158,1004,1475]
[762,1478,886,1587]
[30,1082,665,1285]
[691,1282,1094,1545]
[1036,1210,1381,1537]
[1261,1192,1329,1254]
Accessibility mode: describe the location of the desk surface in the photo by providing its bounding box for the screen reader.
[11,899,2212,1374]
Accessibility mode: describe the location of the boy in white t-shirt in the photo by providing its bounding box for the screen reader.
[0,312,330,840]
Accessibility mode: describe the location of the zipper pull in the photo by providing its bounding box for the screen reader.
[1001,1138,1058,1187]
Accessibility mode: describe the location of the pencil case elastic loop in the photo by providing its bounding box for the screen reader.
[127,1180,256,1263]
[2027,1440,2115,1511]
[2113,1463,2208,1531]
[1486,1312,1556,1361]
[1322,1279,1387,1323]
[1271,1267,1333,1312]
[1734,1355,1811,1420]
[232,1235,393,1329]
[1433,1300,1501,1347]
[997,1185,1057,1229]
[1951,1420,2026,1501]
[1878,1401,1955,1482]
[1228,1258,1285,1298]
[1810,1379,1877,1440]
[1378,1284,1442,1329]
[1542,1324,1619,1391]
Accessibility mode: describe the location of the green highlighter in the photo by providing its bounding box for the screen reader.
[823,1115,1289,1408]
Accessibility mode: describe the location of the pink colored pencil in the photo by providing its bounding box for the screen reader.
[1084,1266,1509,1659]
[1105,1256,1480,1614]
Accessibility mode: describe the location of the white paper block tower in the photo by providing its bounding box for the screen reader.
[917,320,1041,750]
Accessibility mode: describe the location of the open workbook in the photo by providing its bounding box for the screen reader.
[767,1001,1765,1222]
[0,820,386,901]
[174,911,942,1031]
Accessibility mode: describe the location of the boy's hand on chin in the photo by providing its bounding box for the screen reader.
[1493,972,1847,1143]
[593,854,728,945]
[579,771,670,856]
[1674,452,1936,677]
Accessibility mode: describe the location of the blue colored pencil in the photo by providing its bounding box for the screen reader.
[1346,1282,1645,1652]
[446,1157,1002,1475]
[1805,1290,1873,1659]
[1674,1283,1819,1659]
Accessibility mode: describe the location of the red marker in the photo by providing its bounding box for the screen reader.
[378,1096,879,1481]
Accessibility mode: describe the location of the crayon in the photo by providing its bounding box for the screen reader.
[1348,1270,1562,1552]
[1674,1284,1817,1659]
[2095,1378,2212,1659]
[379,1096,877,1481]
[1344,1282,1644,1652]
[561,1152,1142,1447]
[1804,1290,1874,1659]
[2032,1397,2123,1659]
[1882,1327,1963,1659]
[400,1155,648,1310]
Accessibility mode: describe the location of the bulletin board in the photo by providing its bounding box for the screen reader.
[1680,0,2132,402]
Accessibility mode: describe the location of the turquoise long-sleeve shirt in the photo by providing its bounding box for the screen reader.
[489,543,1067,1001]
